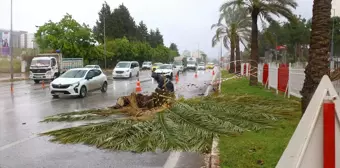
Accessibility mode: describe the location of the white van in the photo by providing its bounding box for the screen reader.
[112,61,140,79]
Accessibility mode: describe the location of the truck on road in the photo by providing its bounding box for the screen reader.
[173,56,185,72]
[29,53,83,83]
[186,57,197,71]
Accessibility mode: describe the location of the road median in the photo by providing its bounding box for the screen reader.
[216,71,300,168]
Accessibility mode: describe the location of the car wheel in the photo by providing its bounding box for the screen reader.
[34,80,40,84]
[52,95,59,99]
[136,71,139,77]
[129,73,132,78]
[170,73,173,80]
[79,86,87,98]
[101,81,108,93]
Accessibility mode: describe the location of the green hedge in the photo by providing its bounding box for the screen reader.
[0,58,21,73]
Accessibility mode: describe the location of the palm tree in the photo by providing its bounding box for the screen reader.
[211,18,234,73]
[220,0,297,85]
[300,1,332,114]
[211,7,251,74]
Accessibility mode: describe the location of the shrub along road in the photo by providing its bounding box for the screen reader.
[0,70,213,168]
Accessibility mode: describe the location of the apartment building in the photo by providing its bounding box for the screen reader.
[0,29,36,49]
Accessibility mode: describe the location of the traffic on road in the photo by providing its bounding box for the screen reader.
[0,56,219,168]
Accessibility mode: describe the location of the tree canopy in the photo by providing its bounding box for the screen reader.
[169,43,180,56]
[34,14,102,60]
[34,2,186,67]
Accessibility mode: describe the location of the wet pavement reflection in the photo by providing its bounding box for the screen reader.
[0,69,217,168]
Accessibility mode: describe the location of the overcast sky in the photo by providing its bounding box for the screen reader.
[0,0,313,59]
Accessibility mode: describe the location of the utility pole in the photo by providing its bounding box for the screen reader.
[331,9,335,70]
[103,8,107,69]
[197,43,200,61]
[10,0,13,80]
[220,41,223,67]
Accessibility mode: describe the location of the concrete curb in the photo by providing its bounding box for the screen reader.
[0,77,28,82]
[206,68,222,168]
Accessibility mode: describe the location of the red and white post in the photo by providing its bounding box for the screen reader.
[323,98,335,168]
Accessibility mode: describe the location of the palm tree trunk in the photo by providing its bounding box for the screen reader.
[236,35,241,74]
[229,40,235,73]
[249,10,259,86]
[300,0,332,114]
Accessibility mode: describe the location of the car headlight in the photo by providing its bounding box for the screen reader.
[126,70,130,72]
[73,82,80,88]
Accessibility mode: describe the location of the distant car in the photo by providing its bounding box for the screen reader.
[198,63,206,70]
[173,62,184,72]
[206,62,214,69]
[84,65,101,70]
[112,61,140,79]
[142,61,152,70]
[50,68,108,98]
[152,63,163,71]
[154,64,179,80]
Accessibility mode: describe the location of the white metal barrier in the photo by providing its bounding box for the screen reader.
[258,63,263,83]
[268,63,278,90]
[288,65,305,98]
[241,63,251,76]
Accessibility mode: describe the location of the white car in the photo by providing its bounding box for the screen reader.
[198,63,206,70]
[112,61,140,79]
[173,63,184,72]
[50,68,108,98]
[142,61,152,70]
[84,65,101,70]
[154,64,179,80]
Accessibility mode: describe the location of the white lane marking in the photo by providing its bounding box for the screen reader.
[0,135,36,151]
[0,124,67,151]
[163,152,181,168]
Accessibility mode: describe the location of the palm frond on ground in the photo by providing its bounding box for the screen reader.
[41,85,286,153]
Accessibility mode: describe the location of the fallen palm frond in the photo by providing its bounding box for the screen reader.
[41,108,123,122]
[40,89,287,153]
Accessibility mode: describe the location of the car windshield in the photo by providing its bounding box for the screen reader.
[153,63,162,66]
[60,70,87,78]
[174,62,182,65]
[143,62,151,65]
[188,61,196,64]
[199,64,205,66]
[208,63,214,65]
[116,62,131,68]
[84,65,95,68]
[159,65,172,69]
[31,59,50,66]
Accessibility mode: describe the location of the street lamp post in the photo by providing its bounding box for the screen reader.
[103,9,107,69]
[10,0,13,80]
[331,9,335,69]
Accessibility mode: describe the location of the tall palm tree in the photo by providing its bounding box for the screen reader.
[211,7,251,74]
[300,1,332,114]
[211,19,234,73]
[220,0,297,85]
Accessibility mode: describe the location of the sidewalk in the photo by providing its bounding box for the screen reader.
[0,73,29,82]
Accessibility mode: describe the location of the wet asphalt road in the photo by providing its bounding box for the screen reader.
[0,69,216,168]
